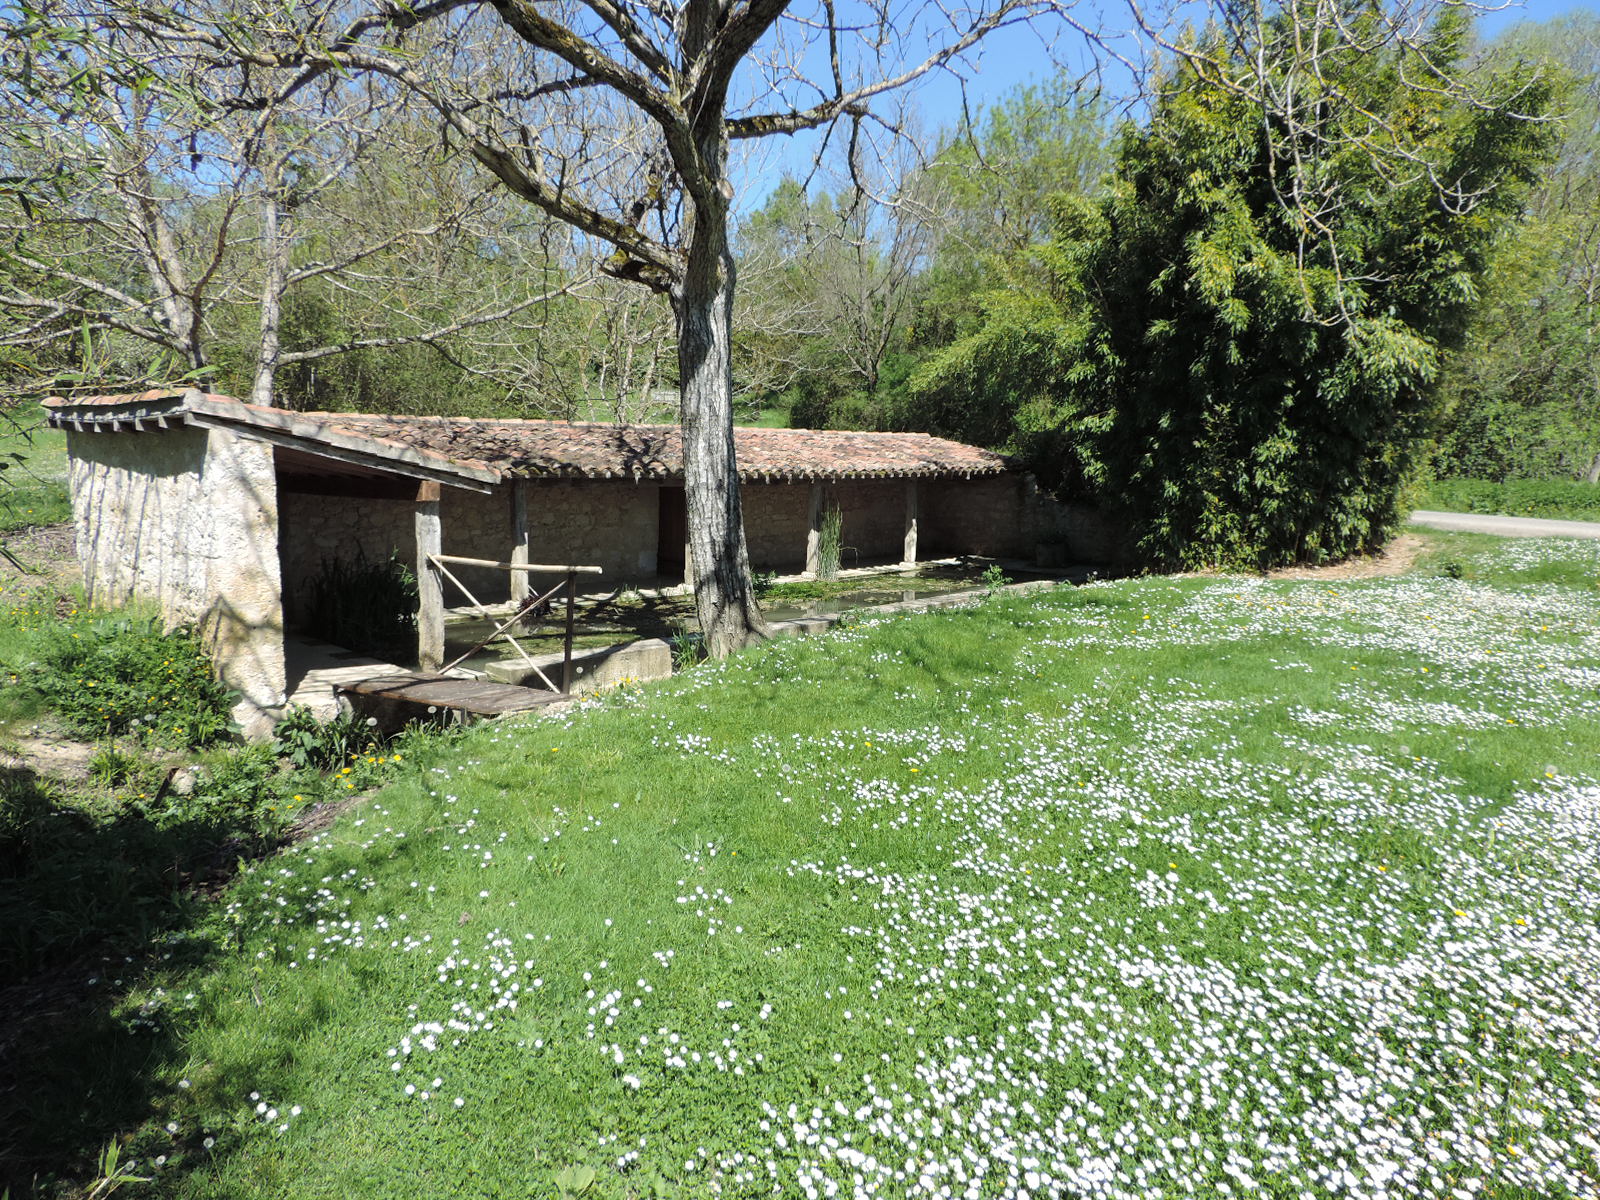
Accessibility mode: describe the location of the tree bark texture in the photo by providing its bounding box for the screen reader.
[669,10,770,656]
[251,181,291,407]
[674,242,769,655]
[672,118,769,655]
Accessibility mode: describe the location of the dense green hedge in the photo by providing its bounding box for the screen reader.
[1418,477,1600,521]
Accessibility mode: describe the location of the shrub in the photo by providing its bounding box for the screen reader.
[28,612,234,747]
[136,744,282,827]
[272,705,379,771]
[0,768,57,875]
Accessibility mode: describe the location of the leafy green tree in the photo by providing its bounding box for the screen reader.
[751,80,1110,433]
[918,10,1558,569]
[1431,13,1600,482]
[922,78,1109,289]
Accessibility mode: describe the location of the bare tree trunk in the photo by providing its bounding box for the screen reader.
[1584,451,1600,484]
[252,181,291,407]
[674,204,769,656]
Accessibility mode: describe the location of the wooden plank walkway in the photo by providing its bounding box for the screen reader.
[335,673,570,717]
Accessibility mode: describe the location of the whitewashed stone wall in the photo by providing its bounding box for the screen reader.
[66,425,286,737]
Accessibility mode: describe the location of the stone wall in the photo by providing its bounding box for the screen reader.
[66,425,286,737]
[741,483,811,570]
[922,475,1030,559]
[1026,495,1134,565]
[441,486,515,602]
[278,490,416,625]
[741,480,913,571]
[518,480,660,586]
[919,474,1134,565]
[280,479,663,628]
[831,480,911,566]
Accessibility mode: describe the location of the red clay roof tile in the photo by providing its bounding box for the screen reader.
[44,393,1010,482]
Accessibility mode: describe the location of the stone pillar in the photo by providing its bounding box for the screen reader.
[416,485,444,671]
[902,479,919,568]
[510,479,530,603]
[805,482,825,577]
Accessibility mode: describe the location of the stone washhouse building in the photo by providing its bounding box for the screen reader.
[46,390,1105,734]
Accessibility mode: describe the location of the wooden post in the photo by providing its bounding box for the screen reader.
[805,482,825,577]
[510,479,531,603]
[416,485,444,671]
[562,571,576,693]
[902,479,919,568]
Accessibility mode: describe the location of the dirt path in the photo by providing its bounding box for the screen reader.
[1410,510,1600,540]
[0,736,96,782]
[1265,533,1427,580]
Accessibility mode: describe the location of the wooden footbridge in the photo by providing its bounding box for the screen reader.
[336,554,604,728]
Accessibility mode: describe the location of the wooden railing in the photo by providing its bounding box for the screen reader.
[424,555,603,693]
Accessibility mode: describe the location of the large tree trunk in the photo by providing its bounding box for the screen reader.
[674,206,769,657]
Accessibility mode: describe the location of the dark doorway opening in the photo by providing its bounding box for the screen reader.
[657,485,687,581]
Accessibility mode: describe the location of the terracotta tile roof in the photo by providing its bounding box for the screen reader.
[44,392,1010,482]
[45,391,500,487]
[318,414,1008,482]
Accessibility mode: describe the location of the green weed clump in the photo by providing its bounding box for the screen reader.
[305,551,417,661]
[271,705,375,771]
[1419,477,1600,522]
[816,502,843,580]
[25,611,235,747]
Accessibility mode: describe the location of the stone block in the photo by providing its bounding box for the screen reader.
[485,637,672,695]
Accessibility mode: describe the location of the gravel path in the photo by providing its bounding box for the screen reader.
[1409,509,1600,540]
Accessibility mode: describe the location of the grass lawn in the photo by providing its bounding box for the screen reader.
[1,404,71,533]
[1416,478,1600,524]
[11,534,1600,1199]
[744,406,792,429]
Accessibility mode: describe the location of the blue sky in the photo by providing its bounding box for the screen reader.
[909,0,1600,126]
[735,0,1600,207]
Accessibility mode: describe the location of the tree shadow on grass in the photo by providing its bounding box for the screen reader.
[0,762,266,1197]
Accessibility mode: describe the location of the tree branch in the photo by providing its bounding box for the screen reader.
[274,281,582,365]
[726,4,1035,139]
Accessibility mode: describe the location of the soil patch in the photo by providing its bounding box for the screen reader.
[1265,533,1426,580]
[0,521,79,589]
[0,735,97,783]
[1186,534,1427,583]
